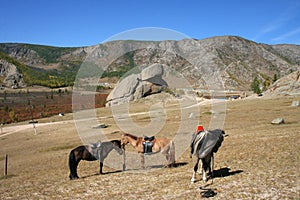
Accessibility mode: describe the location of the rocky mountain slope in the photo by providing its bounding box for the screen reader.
[0,36,299,90]
[264,70,300,96]
[0,58,25,88]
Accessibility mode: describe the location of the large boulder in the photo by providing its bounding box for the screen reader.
[106,73,141,106]
[141,63,167,86]
[106,64,168,106]
[271,118,285,125]
[264,71,300,96]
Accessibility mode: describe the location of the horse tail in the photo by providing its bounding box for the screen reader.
[68,149,79,180]
[169,140,176,165]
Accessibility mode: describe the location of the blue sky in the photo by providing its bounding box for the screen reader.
[0,0,300,47]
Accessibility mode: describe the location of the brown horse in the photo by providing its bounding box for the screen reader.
[121,133,175,169]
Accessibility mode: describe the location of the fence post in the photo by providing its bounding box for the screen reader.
[33,123,37,135]
[4,154,8,177]
[29,120,38,135]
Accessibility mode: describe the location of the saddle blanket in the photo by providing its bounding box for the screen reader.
[194,129,224,159]
[87,141,101,159]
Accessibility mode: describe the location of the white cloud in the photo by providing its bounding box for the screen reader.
[253,4,300,41]
[271,27,300,42]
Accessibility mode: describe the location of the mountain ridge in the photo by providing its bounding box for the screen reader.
[0,36,299,90]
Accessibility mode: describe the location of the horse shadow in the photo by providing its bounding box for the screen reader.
[117,162,189,172]
[213,167,243,178]
[144,162,189,169]
[80,170,123,179]
[170,162,189,168]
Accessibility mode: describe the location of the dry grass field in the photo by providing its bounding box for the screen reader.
[0,94,299,199]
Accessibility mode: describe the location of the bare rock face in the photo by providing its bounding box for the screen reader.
[0,60,17,75]
[141,63,167,85]
[106,73,141,106]
[0,60,26,88]
[106,64,167,106]
[264,71,300,96]
[5,73,25,88]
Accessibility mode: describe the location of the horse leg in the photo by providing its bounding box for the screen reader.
[191,157,199,183]
[69,151,80,180]
[168,141,175,167]
[163,141,175,167]
[161,148,169,167]
[198,161,203,175]
[99,161,104,174]
[141,154,145,169]
[211,154,214,182]
[165,152,170,166]
[202,158,208,182]
[122,150,126,171]
[202,155,212,182]
[69,160,79,180]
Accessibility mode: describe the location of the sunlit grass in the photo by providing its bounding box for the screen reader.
[0,95,299,199]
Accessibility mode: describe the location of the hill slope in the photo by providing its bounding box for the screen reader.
[0,36,299,89]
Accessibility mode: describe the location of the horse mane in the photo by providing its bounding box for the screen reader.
[109,139,121,147]
[123,133,140,140]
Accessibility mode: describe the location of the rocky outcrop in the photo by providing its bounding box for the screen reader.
[0,60,26,88]
[264,71,300,96]
[106,63,167,106]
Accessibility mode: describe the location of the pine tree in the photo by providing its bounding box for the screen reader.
[251,77,261,94]
[273,74,279,83]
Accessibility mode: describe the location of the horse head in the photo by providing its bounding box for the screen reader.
[111,140,124,155]
[121,133,130,146]
[190,132,198,158]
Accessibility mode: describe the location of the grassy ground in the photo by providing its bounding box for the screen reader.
[0,95,299,199]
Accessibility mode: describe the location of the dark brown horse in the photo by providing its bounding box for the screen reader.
[121,133,175,169]
[190,129,225,182]
[68,140,124,180]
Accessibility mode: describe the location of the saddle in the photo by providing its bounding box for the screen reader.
[88,141,101,159]
[143,136,156,155]
[144,136,155,141]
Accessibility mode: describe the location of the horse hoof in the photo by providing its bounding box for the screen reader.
[191,178,196,183]
[70,176,79,180]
